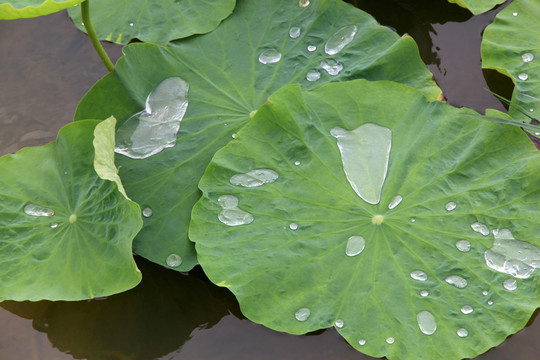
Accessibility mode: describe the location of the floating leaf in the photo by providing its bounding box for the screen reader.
[0,117,142,301]
[75,0,441,271]
[0,0,82,19]
[446,0,505,15]
[482,0,540,121]
[190,80,540,360]
[67,0,236,45]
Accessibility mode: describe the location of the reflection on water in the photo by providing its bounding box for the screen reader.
[1,2,539,360]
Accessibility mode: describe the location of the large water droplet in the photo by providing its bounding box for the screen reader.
[334,319,344,328]
[295,307,310,321]
[388,195,402,210]
[471,222,489,236]
[320,59,343,76]
[142,207,153,218]
[115,77,189,159]
[445,201,457,211]
[259,49,282,64]
[456,240,471,252]
[289,26,301,39]
[410,270,427,281]
[417,311,437,335]
[386,337,395,344]
[461,305,474,314]
[306,69,321,82]
[298,0,310,7]
[166,253,182,267]
[457,328,468,338]
[24,204,54,217]
[346,236,366,257]
[522,53,534,62]
[217,195,254,226]
[325,25,358,55]
[331,124,392,204]
[230,169,278,188]
[289,222,299,230]
[484,228,540,279]
[307,45,316,52]
[503,278,518,291]
[518,73,529,81]
[445,275,468,289]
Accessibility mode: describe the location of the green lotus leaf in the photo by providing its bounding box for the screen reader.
[0,117,142,301]
[446,0,505,15]
[482,0,540,122]
[190,80,540,360]
[67,0,236,45]
[74,0,441,271]
[0,0,82,19]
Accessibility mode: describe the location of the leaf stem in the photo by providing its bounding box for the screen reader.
[81,0,114,72]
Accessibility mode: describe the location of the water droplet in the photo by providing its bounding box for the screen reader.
[513,12,518,16]
[289,222,299,230]
[358,339,366,346]
[232,133,236,139]
[518,73,529,81]
[488,300,494,305]
[142,207,153,218]
[461,305,474,314]
[166,253,182,267]
[456,240,471,252]
[24,204,54,217]
[410,218,416,223]
[484,228,540,278]
[50,223,58,229]
[420,290,429,297]
[320,59,343,76]
[307,45,316,52]
[346,236,366,257]
[289,26,301,39]
[258,49,282,64]
[388,195,402,210]
[295,307,310,321]
[306,69,321,82]
[298,0,310,7]
[217,195,254,226]
[482,290,488,296]
[129,22,134,27]
[230,169,279,188]
[503,278,517,291]
[386,337,395,344]
[410,270,428,281]
[471,222,489,236]
[115,77,189,159]
[325,25,358,55]
[445,201,457,211]
[294,160,301,166]
[457,328,468,338]
[445,275,468,289]
[334,319,344,328]
[331,124,392,204]
[417,310,437,335]
[522,53,534,62]
[69,214,77,223]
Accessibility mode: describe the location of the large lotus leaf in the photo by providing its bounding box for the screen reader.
[446,0,505,15]
[0,0,82,19]
[75,0,441,271]
[67,0,236,45]
[190,80,540,360]
[482,0,540,121]
[0,117,142,301]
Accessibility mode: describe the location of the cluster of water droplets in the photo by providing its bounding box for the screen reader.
[516,51,534,83]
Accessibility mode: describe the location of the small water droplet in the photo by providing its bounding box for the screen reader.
[445,201,457,211]
[410,218,416,223]
[358,339,366,346]
[345,236,366,257]
[230,169,279,188]
[320,59,343,76]
[50,223,58,229]
[488,300,494,305]
[386,337,395,344]
[306,69,321,82]
[129,22,134,27]
[456,240,471,252]
[325,25,358,55]
[535,132,540,136]
[259,49,282,64]
[457,328,468,338]
[24,204,54,217]
[294,160,301,166]
[522,53,534,62]
[420,290,429,297]
[166,253,182,267]
[530,109,535,112]
[298,0,310,7]
[334,319,344,328]
[388,195,402,210]
[518,73,529,81]
[289,222,299,230]
[142,207,153,218]
[307,45,317,52]
[461,305,474,314]
[417,310,437,335]
[513,12,518,16]
[445,275,468,289]
[471,222,489,236]
[289,26,301,39]
[410,270,427,281]
[503,278,518,291]
[217,195,254,226]
[295,307,310,321]
[482,290,489,296]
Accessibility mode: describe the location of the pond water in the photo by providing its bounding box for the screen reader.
[0,1,538,359]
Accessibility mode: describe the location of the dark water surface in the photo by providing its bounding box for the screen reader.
[0,1,538,359]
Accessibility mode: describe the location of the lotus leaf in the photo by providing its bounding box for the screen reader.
[0,0,82,19]
[190,80,540,360]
